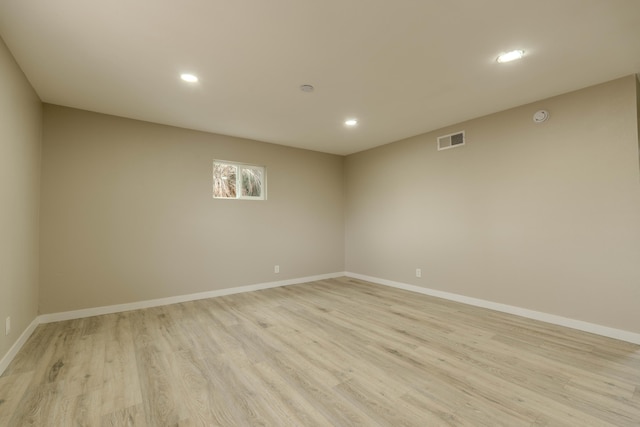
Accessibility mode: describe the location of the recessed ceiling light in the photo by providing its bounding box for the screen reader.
[497,50,524,63]
[345,119,358,126]
[300,84,314,93]
[180,73,199,83]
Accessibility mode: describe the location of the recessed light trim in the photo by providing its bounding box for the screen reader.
[300,84,314,93]
[497,50,524,63]
[180,73,199,83]
[345,119,358,126]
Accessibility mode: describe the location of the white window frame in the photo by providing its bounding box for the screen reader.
[213,160,266,200]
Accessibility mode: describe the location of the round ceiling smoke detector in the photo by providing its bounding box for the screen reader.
[533,110,549,123]
[300,84,314,93]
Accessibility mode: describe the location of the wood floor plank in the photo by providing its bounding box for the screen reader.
[0,371,33,426]
[7,381,63,426]
[48,389,103,427]
[251,361,334,426]
[1,277,639,426]
[101,403,147,427]
[399,391,472,427]
[334,378,441,427]
[101,313,143,417]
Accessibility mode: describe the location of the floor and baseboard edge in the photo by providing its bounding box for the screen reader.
[0,317,40,376]
[0,272,345,375]
[39,272,346,324]
[4,271,636,377]
[344,272,640,345]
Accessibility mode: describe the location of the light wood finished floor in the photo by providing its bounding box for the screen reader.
[1,277,639,426]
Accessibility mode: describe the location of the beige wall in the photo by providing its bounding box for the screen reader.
[637,75,640,167]
[345,76,640,334]
[6,51,640,342]
[0,38,41,358]
[39,106,344,313]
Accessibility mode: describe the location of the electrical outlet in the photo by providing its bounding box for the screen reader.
[274,265,280,274]
[416,268,422,278]
[5,316,10,336]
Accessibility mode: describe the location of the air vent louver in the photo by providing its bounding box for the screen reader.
[437,131,465,150]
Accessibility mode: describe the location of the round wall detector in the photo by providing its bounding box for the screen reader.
[533,110,549,123]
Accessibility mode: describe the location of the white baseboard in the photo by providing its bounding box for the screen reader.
[0,317,40,376]
[345,272,640,345]
[38,272,345,323]
[1,272,344,376]
[5,270,635,378]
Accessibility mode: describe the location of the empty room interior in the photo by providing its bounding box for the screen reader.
[1,0,640,425]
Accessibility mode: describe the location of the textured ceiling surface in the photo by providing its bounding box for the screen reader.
[1,0,639,154]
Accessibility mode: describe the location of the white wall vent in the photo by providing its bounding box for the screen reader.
[437,131,465,151]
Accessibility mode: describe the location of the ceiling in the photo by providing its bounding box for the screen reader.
[1,1,639,155]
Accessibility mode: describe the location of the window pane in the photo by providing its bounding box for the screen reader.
[213,163,237,198]
[213,160,265,200]
[241,166,263,197]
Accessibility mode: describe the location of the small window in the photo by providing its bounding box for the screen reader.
[213,160,266,200]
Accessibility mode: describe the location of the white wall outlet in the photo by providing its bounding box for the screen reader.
[416,268,422,278]
[5,316,10,336]
[274,265,280,274]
